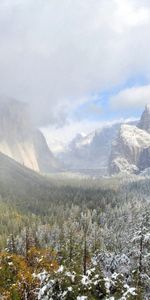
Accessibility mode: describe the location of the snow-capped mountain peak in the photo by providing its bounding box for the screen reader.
[138,104,150,133]
[110,106,150,175]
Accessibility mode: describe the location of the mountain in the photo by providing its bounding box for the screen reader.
[0,151,61,218]
[0,151,47,188]
[138,104,150,133]
[0,151,51,200]
[58,123,122,175]
[0,98,59,173]
[109,106,150,175]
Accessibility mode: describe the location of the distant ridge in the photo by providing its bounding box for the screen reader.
[0,151,52,204]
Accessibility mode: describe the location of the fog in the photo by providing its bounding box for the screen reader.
[0,0,150,127]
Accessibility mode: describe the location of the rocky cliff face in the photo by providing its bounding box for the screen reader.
[109,106,150,175]
[138,104,150,133]
[0,98,59,173]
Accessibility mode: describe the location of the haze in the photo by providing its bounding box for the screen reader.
[0,0,150,143]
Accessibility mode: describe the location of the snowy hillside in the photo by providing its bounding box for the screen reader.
[110,106,150,175]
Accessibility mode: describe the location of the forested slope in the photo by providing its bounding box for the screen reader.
[0,154,149,298]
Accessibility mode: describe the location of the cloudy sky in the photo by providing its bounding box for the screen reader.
[1,0,150,151]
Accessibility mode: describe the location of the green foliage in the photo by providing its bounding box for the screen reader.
[0,175,149,298]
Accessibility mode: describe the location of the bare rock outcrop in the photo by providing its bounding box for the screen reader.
[109,123,150,175]
[0,98,59,173]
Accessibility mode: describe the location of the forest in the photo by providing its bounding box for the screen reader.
[1,0,150,299]
[0,175,149,299]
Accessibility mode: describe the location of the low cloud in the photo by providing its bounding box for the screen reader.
[41,117,137,153]
[0,0,150,125]
[110,85,150,109]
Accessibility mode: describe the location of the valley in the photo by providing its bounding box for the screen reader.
[0,1,150,298]
[0,100,149,299]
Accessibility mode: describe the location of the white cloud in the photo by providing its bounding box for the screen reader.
[110,85,150,109]
[113,0,149,33]
[41,120,104,153]
[0,0,150,125]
